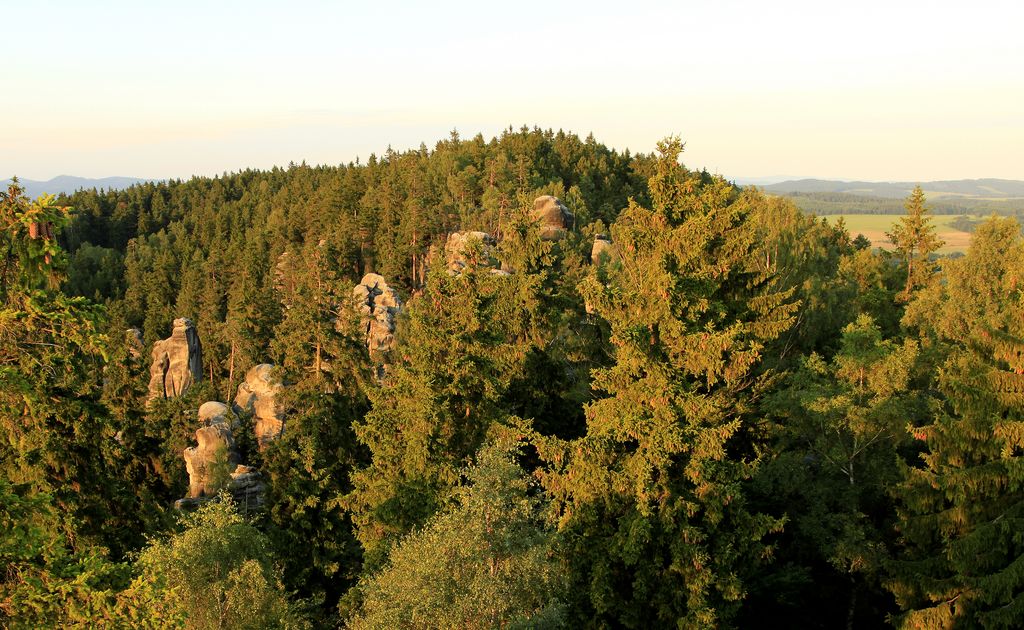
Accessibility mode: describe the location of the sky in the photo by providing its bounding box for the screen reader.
[3,0,1022,182]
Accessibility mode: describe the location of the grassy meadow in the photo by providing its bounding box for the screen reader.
[822,214,972,254]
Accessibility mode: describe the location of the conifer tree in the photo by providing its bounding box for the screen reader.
[886,186,943,300]
[888,217,1024,628]
[0,480,149,628]
[271,238,359,391]
[750,314,919,627]
[0,182,141,553]
[346,258,543,559]
[538,139,798,626]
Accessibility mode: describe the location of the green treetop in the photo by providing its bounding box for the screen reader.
[538,138,798,626]
[888,217,1024,628]
[349,430,566,629]
[886,186,944,300]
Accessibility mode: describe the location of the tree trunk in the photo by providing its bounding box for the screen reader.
[225,340,235,402]
[846,577,857,630]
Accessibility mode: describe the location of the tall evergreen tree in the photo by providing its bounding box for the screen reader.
[886,186,944,300]
[0,182,141,554]
[888,217,1024,628]
[749,314,919,627]
[538,139,797,626]
[346,257,543,560]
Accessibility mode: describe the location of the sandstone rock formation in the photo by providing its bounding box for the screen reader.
[445,231,498,274]
[182,404,239,502]
[352,274,402,360]
[234,364,286,449]
[148,318,203,401]
[228,465,266,512]
[532,195,574,240]
[177,401,266,512]
[591,235,618,265]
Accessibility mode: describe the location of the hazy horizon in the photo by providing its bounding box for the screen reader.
[4,1,1022,182]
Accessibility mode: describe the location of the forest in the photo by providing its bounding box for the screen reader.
[3,127,1024,629]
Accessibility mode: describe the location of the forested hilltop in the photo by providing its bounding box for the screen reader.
[4,127,1024,628]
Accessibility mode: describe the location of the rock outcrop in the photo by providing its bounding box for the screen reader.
[445,231,499,274]
[148,318,203,401]
[234,364,286,449]
[181,403,239,502]
[176,401,266,512]
[532,195,574,240]
[352,274,402,360]
[228,465,266,512]
[591,235,618,265]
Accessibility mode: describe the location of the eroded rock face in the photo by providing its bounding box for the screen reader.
[234,364,285,449]
[532,196,574,241]
[591,235,618,265]
[352,274,402,361]
[148,318,203,401]
[177,402,267,512]
[182,405,239,501]
[445,231,498,274]
[228,465,266,512]
[198,401,230,424]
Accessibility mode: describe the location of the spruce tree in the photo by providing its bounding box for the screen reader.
[0,182,141,553]
[538,139,797,626]
[888,217,1024,628]
[886,186,944,300]
[346,257,543,560]
[749,314,919,627]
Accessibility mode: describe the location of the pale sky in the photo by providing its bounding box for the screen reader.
[3,0,1022,182]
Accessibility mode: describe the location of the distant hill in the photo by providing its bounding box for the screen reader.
[761,178,1024,200]
[3,175,153,198]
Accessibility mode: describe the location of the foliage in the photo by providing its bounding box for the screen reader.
[888,217,1024,628]
[263,389,366,614]
[349,430,565,629]
[130,497,308,630]
[0,181,145,555]
[538,138,798,626]
[748,315,921,626]
[8,129,1024,627]
[886,186,944,300]
[346,258,545,558]
[0,480,160,629]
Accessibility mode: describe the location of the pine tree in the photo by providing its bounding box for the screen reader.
[262,390,367,617]
[888,217,1024,628]
[537,139,798,626]
[886,186,944,300]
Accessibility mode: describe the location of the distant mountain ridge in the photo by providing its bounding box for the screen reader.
[3,175,154,198]
[760,178,1024,199]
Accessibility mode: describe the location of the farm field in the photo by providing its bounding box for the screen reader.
[822,213,972,254]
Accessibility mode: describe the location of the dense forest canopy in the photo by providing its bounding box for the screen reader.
[4,127,1024,628]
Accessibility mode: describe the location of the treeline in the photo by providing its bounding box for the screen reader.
[3,130,1024,628]
[780,190,1024,216]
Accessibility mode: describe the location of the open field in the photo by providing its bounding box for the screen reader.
[822,214,972,254]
